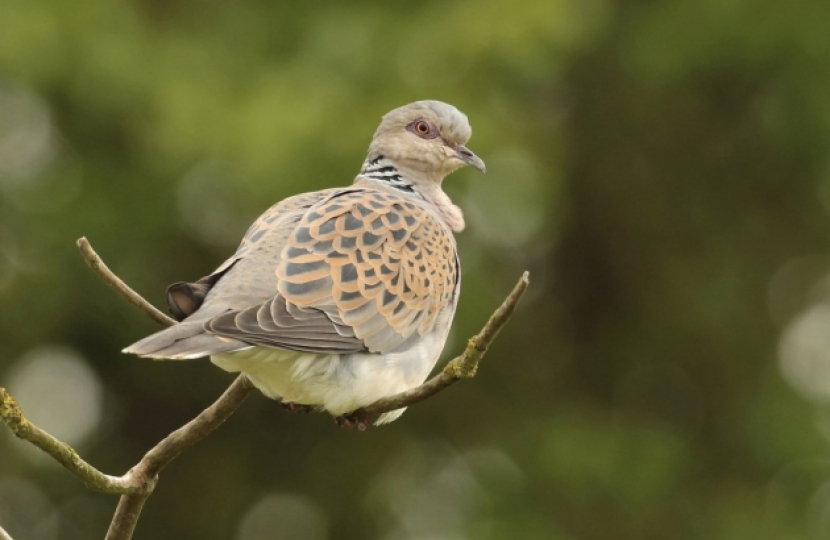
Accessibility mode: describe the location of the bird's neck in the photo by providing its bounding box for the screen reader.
[358,155,416,193]
[355,155,465,232]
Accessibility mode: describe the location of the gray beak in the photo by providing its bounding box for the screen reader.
[455,145,486,173]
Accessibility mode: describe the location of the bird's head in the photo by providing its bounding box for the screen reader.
[365,100,486,182]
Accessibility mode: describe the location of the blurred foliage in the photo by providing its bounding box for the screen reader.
[2,0,830,538]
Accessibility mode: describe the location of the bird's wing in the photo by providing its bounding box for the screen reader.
[204,188,460,354]
[165,189,340,321]
[124,189,342,358]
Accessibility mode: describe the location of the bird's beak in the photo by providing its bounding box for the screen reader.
[454,145,486,173]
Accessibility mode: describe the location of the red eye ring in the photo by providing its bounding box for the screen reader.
[407,119,439,139]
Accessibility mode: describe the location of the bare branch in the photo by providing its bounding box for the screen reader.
[1,373,254,539]
[77,237,176,327]
[105,495,148,540]
[139,374,254,477]
[1,240,258,539]
[361,271,530,418]
[0,523,15,540]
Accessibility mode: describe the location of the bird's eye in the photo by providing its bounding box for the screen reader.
[407,119,439,139]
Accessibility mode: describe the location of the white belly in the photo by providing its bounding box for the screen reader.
[211,331,444,424]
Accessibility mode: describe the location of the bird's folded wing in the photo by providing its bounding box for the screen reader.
[204,189,459,354]
[165,189,342,321]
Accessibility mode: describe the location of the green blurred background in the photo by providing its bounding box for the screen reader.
[2,0,830,538]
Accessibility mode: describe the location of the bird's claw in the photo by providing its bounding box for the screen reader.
[280,401,315,414]
[334,411,372,431]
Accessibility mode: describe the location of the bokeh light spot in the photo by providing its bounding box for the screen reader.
[0,83,55,183]
[369,443,491,539]
[7,346,104,450]
[0,83,83,213]
[0,476,60,540]
[236,493,327,540]
[779,303,830,402]
[465,148,549,248]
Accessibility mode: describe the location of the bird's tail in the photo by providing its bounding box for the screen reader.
[123,318,247,360]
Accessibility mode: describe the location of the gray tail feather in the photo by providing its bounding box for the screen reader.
[123,322,247,360]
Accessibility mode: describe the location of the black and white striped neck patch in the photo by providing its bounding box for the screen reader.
[360,156,415,193]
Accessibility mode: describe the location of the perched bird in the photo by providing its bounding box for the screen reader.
[124,100,485,426]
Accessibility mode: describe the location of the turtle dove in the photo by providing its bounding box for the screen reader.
[124,100,485,426]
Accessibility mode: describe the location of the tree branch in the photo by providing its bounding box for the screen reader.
[77,237,176,327]
[138,374,255,478]
[0,374,254,537]
[0,238,529,540]
[0,388,144,495]
[0,239,256,539]
[360,271,530,419]
[104,374,254,540]
[0,524,15,540]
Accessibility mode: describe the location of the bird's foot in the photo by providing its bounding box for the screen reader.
[334,410,372,431]
[280,401,315,414]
